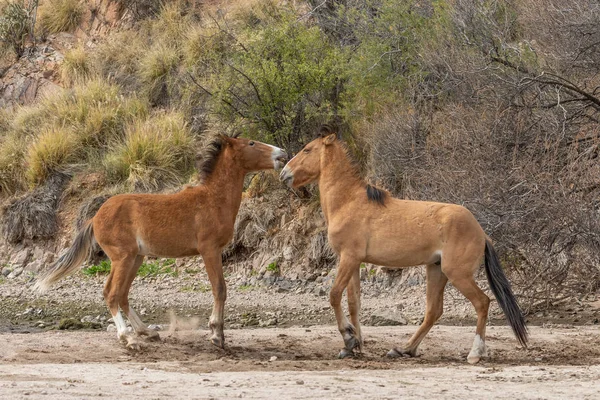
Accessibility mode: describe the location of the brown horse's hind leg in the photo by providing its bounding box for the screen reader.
[203,248,227,349]
[388,263,447,359]
[330,255,361,358]
[120,255,160,342]
[444,267,490,364]
[347,267,362,351]
[103,255,142,350]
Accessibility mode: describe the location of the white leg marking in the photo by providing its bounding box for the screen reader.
[113,310,128,339]
[467,334,488,364]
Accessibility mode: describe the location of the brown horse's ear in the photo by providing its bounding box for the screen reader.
[218,133,232,145]
[320,124,335,137]
[322,133,337,145]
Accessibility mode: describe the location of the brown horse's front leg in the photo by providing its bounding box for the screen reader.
[330,255,361,359]
[203,248,227,349]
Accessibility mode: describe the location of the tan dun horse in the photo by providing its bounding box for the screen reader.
[280,126,527,364]
[35,134,287,350]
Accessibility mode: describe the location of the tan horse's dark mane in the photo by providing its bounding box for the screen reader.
[197,134,226,182]
[324,131,387,206]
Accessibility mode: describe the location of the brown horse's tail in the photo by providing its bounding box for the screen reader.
[484,239,528,347]
[33,220,95,293]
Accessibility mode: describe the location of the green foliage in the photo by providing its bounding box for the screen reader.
[38,0,83,34]
[82,260,111,276]
[0,0,32,56]
[266,261,278,273]
[191,2,346,152]
[138,259,177,277]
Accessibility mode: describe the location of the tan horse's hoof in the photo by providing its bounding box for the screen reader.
[386,348,416,358]
[467,355,481,364]
[338,348,356,359]
[210,336,225,349]
[140,330,161,342]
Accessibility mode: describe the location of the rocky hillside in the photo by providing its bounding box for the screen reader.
[0,0,599,312]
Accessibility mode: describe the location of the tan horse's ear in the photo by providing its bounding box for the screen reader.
[323,133,337,145]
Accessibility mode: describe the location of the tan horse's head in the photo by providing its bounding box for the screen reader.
[279,125,338,188]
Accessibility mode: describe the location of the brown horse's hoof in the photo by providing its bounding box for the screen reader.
[338,348,356,359]
[125,336,144,352]
[386,348,416,358]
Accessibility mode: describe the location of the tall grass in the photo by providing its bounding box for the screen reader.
[26,127,80,185]
[38,0,84,34]
[104,112,195,191]
[61,46,90,85]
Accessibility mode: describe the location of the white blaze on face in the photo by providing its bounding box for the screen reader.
[267,144,287,170]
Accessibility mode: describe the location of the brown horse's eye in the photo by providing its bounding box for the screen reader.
[249,141,255,146]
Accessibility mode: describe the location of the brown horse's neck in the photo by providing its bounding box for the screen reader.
[318,143,364,223]
[201,146,246,213]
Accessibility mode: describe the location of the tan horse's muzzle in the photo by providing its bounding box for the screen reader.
[279,166,293,187]
[271,148,288,170]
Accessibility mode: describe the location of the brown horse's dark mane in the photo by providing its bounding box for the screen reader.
[197,134,225,182]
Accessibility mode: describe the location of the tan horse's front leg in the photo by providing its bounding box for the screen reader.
[330,255,361,359]
[203,248,227,349]
[347,268,362,352]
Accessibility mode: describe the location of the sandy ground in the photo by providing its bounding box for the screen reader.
[1,325,600,399]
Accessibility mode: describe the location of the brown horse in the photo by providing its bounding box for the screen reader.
[35,134,287,350]
[279,126,527,364]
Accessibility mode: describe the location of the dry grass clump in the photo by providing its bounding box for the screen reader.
[38,0,84,34]
[138,43,180,105]
[104,112,195,191]
[60,46,90,85]
[0,131,28,194]
[26,127,80,185]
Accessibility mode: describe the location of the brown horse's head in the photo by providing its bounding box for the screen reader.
[279,125,338,188]
[227,135,288,172]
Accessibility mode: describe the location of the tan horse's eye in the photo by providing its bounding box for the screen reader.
[249,141,255,146]
[303,148,310,153]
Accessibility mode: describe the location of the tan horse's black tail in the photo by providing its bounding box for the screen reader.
[33,220,95,293]
[484,239,528,347]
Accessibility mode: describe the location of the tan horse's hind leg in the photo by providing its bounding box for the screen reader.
[388,263,447,358]
[347,268,362,351]
[330,255,361,358]
[120,255,160,342]
[202,248,227,349]
[444,266,490,364]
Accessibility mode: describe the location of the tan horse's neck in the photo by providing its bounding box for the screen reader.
[318,143,364,223]
[200,145,246,213]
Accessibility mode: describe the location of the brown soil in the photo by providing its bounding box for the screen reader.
[1,325,600,399]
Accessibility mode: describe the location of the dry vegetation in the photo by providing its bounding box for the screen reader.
[0,0,599,309]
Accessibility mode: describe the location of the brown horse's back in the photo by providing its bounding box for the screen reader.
[92,189,204,259]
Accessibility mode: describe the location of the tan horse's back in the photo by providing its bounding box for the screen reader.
[328,195,486,270]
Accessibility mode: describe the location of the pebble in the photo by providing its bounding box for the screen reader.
[269,356,278,362]
[296,380,304,385]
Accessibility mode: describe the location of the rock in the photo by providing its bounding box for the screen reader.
[59,318,84,330]
[258,318,277,327]
[107,324,117,332]
[24,259,43,273]
[7,267,23,279]
[312,286,327,296]
[296,380,304,385]
[148,324,162,331]
[367,310,407,326]
[1,268,10,277]
[269,356,278,362]
[360,268,368,281]
[9,249,30,268]
[283,246,294,261]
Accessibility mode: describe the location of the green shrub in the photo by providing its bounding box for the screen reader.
[38,0,83,34]
[0,0,32,56]
[82,260,111,276]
